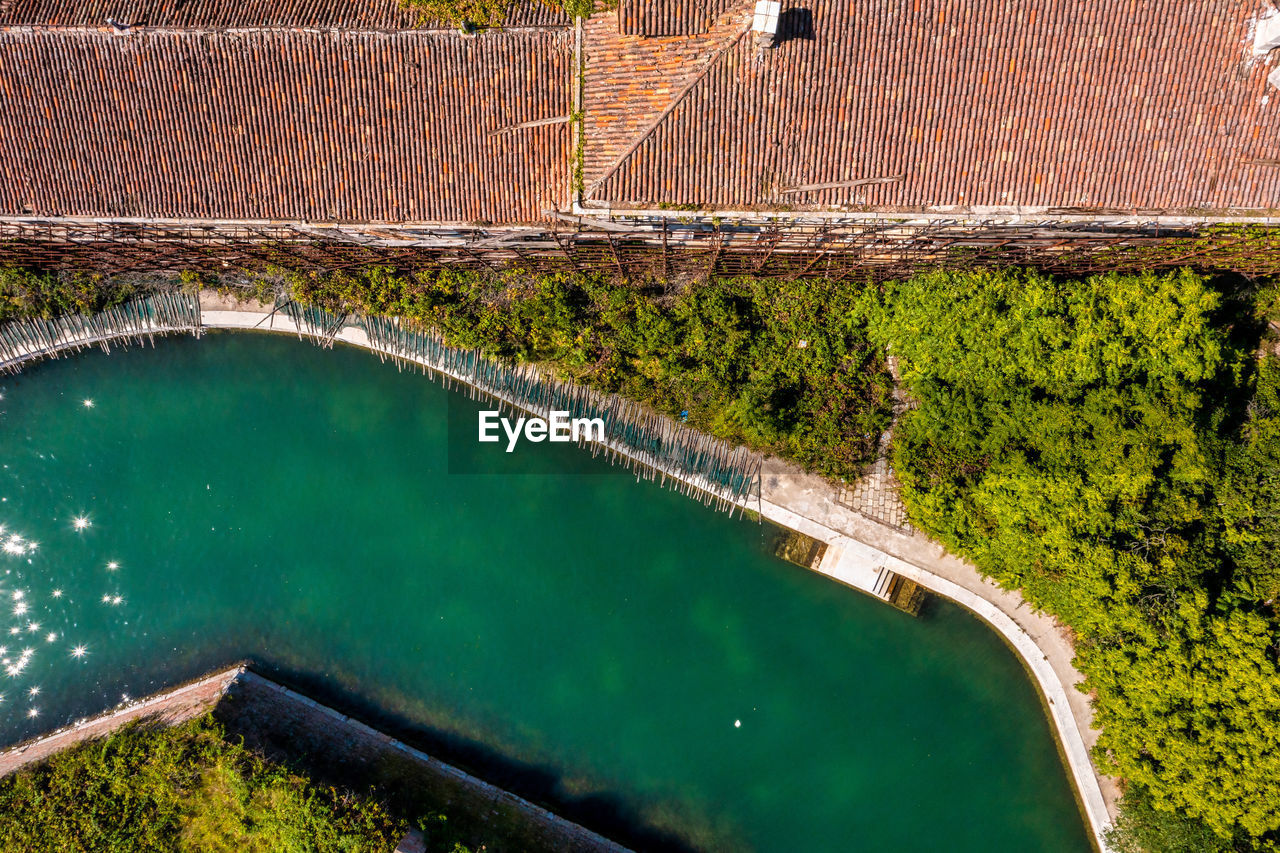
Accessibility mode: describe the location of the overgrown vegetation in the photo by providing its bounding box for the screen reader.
[1084,224,1280,280]
[0,717,406,852]
[286,268,893,479]
[0,267,139,322]
[863,268,1280,851]
[401,0,592,29]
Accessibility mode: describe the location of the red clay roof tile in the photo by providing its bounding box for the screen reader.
[0,29,572,223]
[617,0,736,36]
[0,0,567,29]
[587,0,1280,212]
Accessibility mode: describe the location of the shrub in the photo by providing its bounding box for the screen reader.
[0,717,405,852]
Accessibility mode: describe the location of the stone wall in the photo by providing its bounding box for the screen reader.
[0,664,244,776]
[216,673,632,853]
[0,665,631,853]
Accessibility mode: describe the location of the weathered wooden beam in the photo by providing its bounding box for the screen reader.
[542,211,647,233]
[488,115,572,136]
[778,175,905,195]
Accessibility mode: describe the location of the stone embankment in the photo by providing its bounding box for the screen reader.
[0,664,631,853]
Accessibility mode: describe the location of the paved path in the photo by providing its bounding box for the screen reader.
[762,458,1118,849]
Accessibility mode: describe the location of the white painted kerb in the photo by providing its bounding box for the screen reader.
[761,500,1111,851]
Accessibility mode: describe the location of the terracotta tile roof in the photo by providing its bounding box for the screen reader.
[581,0,750,185]
[617,0,736,35]
[0,0,567,29]
[0,29,572,223]
[586,0,1280,212]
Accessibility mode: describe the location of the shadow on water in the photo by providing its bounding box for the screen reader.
[223,657,706,853]
[912,589,945,623]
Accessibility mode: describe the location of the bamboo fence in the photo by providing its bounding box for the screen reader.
[0,291,202,374]
[0,294,762,514]
[281,299,762,513]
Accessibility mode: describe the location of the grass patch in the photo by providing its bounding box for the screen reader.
[0,716,406,852]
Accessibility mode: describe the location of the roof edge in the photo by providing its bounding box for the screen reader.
[0,23,567,35]
[583,25,748,201]
[571,201,1280,227]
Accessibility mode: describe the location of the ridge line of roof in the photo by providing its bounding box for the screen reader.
[583,26,748,201]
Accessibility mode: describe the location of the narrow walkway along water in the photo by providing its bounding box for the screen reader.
[0,664,631,853]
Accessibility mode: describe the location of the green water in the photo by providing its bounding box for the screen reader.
[0,333,1089,852]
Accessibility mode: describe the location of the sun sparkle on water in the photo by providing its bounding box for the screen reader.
[0,511,123,728]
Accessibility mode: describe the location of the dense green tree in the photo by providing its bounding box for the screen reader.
[1082,594,1280,841]
[400,0,592,29]
[872,268,1224,397]
[867,268,1226,624]
[867,267,1280,849]
[1106,785,1234,853]
[0,267,136,321]
[287,268,893,478]
[0,717,404,851]
[1220,353,1280,601]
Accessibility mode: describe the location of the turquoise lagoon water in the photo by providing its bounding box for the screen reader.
[0,332,1089,851]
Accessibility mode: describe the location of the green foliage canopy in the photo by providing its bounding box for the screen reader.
[0,267,136,322]
[868,268,1228,626]
[1083,594,1280,841]
[867,267,1280,849]
[1220,353,1280,601]
[288,268,893,479]
[0,717,404,852]
[399,0,592,28]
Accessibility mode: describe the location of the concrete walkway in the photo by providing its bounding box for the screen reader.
[761,460,1117,850]
[0,664,630,853]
